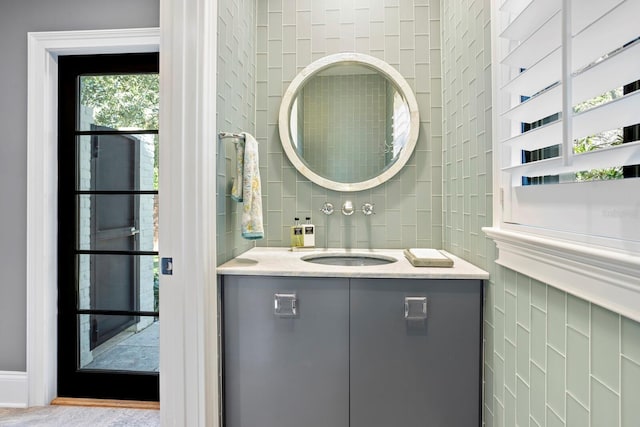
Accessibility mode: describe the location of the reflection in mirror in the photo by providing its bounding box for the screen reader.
[288,63,410,183]
[279,53,419,192]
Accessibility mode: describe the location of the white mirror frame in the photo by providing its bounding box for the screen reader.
[278,52,420,192]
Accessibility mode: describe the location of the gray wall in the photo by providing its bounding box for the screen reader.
[252,0,443,250]
[440,1,640,426]
[216,0,257,264]
[0,0,159,371]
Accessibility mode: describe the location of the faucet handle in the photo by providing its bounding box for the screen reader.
[361,202,375,216]
[320,202,334,215]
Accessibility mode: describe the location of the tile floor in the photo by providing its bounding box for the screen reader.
[0,405,159,426]
[84,321,159,372]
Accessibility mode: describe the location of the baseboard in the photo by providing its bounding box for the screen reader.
[0,371,28,408]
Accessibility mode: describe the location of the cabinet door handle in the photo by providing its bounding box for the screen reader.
[274,293,297,317]
[404,296,427,320]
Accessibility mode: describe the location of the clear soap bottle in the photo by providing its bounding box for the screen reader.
[291,217,303,247]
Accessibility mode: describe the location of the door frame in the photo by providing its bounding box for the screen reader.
[26,27,160,404]
[26,0,220,427]
[56,54,159,398]
[158,0,220,423]
[28,2,220,421]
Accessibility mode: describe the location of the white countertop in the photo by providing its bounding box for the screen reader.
[217,247,490,280]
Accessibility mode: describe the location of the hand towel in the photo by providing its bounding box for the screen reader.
[239,132,264,240]
[230,137,245,202]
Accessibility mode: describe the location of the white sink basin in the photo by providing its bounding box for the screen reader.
[301,253,397,266]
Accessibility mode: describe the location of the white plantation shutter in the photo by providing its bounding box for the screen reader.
[487,0,640,322]
[494,0,640,250]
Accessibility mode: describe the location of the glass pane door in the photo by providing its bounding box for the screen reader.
[58,53,160,401]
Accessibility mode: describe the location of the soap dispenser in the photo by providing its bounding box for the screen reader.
[290,217,304,248]
[303,217,315,248]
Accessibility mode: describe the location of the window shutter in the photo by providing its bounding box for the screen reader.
[495,0,640,250]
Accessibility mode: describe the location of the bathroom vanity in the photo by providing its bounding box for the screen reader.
[218,248,489,427]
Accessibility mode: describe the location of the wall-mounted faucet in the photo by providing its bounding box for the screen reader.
[341,200,355,216]
[321,201,376,216]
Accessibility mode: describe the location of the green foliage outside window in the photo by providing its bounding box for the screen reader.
[572,88,624,181]
[81,74,160,189]
[80,74,159,130]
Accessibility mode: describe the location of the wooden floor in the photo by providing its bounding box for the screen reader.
[51,397,160,410]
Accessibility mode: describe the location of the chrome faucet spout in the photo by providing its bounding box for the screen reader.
[342,200,355,216]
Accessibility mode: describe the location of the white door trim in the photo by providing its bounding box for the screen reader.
[26,28,160,407]
[159,0,219,424]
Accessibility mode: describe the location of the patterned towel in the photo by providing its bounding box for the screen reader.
[231,137,244,202]
[238,132,264,240]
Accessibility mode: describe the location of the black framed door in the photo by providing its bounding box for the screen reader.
[58,53,159,401]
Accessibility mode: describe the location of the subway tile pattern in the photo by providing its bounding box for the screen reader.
[214,1,640,426]
[440,0,492,271]
[490,270,640,427]
[300,73,388,182]
[216,0,257,264]
[441,1,640,426]
[254,0,443,250]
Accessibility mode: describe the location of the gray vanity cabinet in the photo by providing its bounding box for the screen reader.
[222,275,481,427]
[350,278,482,427]
[222,275,350,427]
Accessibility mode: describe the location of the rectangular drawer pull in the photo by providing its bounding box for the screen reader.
[404,296,427,320]
[274,293,297,317]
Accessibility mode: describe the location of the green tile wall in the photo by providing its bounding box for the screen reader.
[622,317,640,362]
[567,394,589,427]
[547,346,566,419]
[216,0,257,264]
[591,305,620,392]
[566,327,589,408]
[214,1,640,426]
[621,357,640,427]
[254,0,443,250]
[440,0,640,426]
[591,378,619,426]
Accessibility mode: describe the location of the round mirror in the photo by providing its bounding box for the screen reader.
[279,53,420,192]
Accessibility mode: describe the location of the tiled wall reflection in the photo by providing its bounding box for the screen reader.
[216,0,257,264]
[440,1,640,426]
[254,0,443,250]
[301,74,387,183]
